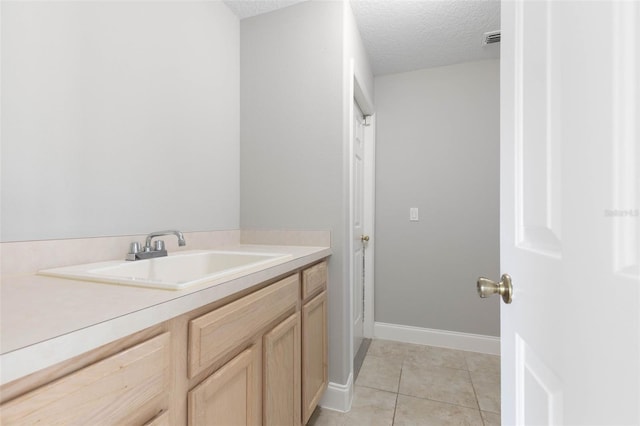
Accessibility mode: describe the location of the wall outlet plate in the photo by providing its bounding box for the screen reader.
[410,207,419,221]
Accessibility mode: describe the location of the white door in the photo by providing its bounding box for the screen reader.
[498,1,640,424]
[353,100,366,356]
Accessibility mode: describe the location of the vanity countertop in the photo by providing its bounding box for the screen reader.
[0,244,331,385]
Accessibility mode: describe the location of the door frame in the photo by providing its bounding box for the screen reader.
[348,65,376,376]
[358,97,376,340]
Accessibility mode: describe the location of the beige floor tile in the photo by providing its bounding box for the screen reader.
[399,362,478,408]
[306,387,396,426]
[394,394,484,426]
[405,345,468,370]
[481,410,501,426]
[469,355,500,413]
[343,386,397,426]
[464,351,500,375]
[469,368,500,385]
[356,354,402,393]
[367,339,413,362]
[306,407,346,426]
[312,341,503,425]
[470,375,501,413]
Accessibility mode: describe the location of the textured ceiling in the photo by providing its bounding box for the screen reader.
[351,0,500,75]
[223,0,501,76]
[223,0,309,19]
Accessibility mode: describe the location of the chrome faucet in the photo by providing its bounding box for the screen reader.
[145,230,186,249]
[126,230,186,261]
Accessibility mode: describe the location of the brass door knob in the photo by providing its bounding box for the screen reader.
[477,274,513,304]
[361,235,370,242]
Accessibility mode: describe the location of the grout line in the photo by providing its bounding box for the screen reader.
[463,351,472,371]
[391,392,399,426]
[467,369,483,413]
[396,390,481,411]
[395,359,403,393]
[357,383,399,395]
[392,363,403,426]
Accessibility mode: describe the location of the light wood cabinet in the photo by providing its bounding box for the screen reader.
[188,274,299,379]
[263,312,301,426]
[0,259,328,426]
[301,261,327,300]
[187,273,298,426]
[301,291,328,424]
[188,343,262,426]
[144,410,171,426]
[1,332,170,425]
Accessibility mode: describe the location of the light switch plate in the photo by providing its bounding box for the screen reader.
[410,207,419,221]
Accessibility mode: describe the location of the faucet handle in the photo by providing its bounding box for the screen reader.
[129,242,141,254]
[126,242,141,261]
[154,240,165,251]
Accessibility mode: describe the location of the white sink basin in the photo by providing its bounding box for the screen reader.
[39,250,293,290]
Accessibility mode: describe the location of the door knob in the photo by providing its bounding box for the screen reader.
[477,274,513,304]
[361,235,370,242]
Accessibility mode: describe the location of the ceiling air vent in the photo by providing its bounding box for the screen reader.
[483,30,501,45]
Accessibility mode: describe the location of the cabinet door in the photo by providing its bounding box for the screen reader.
[188,344,261,426]
[301,291,328,424]
[263,312,301,426]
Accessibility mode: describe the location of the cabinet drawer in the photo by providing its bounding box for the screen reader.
[1,332,171,425]
[188,274,299,378]
[302,261,327,301]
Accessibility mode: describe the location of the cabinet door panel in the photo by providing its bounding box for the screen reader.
[0,332,170,426]
[302,291,328,424]
[263,312,301,426]
[188,343,261,426]
[189,274,298,378]
[301,261,327,301]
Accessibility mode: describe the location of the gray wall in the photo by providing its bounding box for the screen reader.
[240,1,373,386]
[1,2,240,241]
[374,60,500,337]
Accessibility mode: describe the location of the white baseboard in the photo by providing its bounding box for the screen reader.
[318,372,353,413]
[374,322,500,355]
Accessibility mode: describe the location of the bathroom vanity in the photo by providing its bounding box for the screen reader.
[0,238,330,426]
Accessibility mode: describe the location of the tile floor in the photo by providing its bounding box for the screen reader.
[307,339,501,426]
